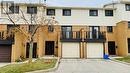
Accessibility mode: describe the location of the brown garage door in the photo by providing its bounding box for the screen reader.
[0,45,11,62]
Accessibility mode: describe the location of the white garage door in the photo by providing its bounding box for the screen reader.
[62,43,80,58]
[87,43,104,58]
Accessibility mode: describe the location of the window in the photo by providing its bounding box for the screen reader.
[61,26,72,39]
[7,25,19,30]
[61,26,72,31]
[9,6,19,13]
[0,31,4,40]
[105,10,113,16]
[7,25,13,30]
[128,22,130,28]
[47,9,55,16]
[63,9,71,16]
[107,26,113,32]
[126,4,130,11]
[89,10,98,16]
[48,25,54,32]
[28,25,35,32]
[1,1,14,14]
[89,26,99,39]
[27,6,37,14]
[7,25,20,33]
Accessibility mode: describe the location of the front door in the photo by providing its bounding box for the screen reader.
[108,41,116,55]
[45,41,54,55]
[127,38,130,53]
[26,43,37,58]
[89,26,99,39]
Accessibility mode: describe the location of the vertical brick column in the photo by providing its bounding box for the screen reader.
[104,42,108,55]
[80,29,85,58]
[104,26,109,55]
[58,32,62,58]
[38,28,44,58]
[11,44,15,62]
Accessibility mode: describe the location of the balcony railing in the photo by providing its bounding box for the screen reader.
[85,31,106,42]
[60,31,82,42]
[0,30,14,44]
[60,31,106,42]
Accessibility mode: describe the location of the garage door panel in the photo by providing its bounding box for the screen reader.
[0,45,11,62]
[62,43,80,58]
[87,43,103,58]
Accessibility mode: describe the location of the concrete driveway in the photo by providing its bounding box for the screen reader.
[46,59,130,73]
[0,63,10,67]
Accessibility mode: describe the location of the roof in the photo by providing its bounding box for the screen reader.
[1,0,130,9]
[0,0,112,8]
[104,0,130,7]
[120,0,130,4]
[15,3,45,7]
[47,6,116,10]
[0,0,45,7]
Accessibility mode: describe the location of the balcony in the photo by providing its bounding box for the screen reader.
[85,31,106,42]
[60,31,106,42]
[60,31,82,42]
[0,31,14,45]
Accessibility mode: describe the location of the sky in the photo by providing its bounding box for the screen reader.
[0,0,130,7]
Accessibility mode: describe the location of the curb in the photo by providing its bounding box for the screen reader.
[26,58,60,73]
[110,59,130,66]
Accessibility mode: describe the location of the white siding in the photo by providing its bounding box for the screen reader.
[0,5,44,24]
[1,2,130,26]
[105,3,130,22]
[117,4,130,21]
[47,9,116,26]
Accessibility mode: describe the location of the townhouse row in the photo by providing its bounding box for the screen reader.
[0,1,130,62]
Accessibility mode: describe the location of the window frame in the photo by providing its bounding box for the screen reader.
[89,10,98,16]
[48,25,54,32]
[47,9,55,16]
[9,5,19,14]
[61,26,72,31]
[27,6,37,14]
[61,26,72,39]
[107,26,113,33]
[62,9,71,16]
[126,4,130,11]
[28,25,36,32]
[1,1,15,14]
[105,10,113,16]
[128,22,130,28]
[0,31,4,40]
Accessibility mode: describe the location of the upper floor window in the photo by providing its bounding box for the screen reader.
[63,9,71,16]
[128,22,130,28]
[7,25,20,32]
[61,26,72,39]
[28,25,35,32]
[0,31,4,40]
[105,10,113,16]
[9,5,19,13]
[27,6,37,14]
[126,4,130,11]
[89,10,98,16]
[61,26,72,31]
[107,26,113,32]
[47,9,55,16]
[7,25,14,31]
[1,1,15,14]
[48,25,54,32]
